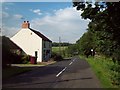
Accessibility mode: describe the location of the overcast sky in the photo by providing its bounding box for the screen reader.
[2,2,90,43]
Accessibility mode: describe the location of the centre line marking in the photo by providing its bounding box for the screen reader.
[56,67,67,77]
[73,58,76,62]
[69,62,73,65]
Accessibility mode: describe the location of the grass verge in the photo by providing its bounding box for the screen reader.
[80,55,118,88]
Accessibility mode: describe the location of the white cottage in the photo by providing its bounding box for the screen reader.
[10,21,52,62]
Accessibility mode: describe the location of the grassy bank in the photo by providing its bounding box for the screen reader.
[80,55,119,88]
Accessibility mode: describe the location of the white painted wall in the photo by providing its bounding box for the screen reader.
[10,29,42,62]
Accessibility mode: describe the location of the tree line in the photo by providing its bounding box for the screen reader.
[70,1,120,62]
[52,42,72,47]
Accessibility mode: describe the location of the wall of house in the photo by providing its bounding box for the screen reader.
[10,29,42,62]
[42,40,52,61]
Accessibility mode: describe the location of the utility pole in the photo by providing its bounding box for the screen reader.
[59,37,61,55]
[68,41,69,57]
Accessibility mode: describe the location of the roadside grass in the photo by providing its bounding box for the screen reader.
[80,55,118,88]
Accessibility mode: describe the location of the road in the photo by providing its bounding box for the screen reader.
[3,56,101,88]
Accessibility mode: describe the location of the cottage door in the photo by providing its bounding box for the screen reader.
[35,51,38,63]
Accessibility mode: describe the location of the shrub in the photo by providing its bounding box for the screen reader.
[51,52,63,61]
[21,55,30,64]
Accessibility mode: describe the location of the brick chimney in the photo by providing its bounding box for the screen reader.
[22,21,30,28]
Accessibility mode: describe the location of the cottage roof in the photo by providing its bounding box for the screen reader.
[30,28,52,42]
[21,21,52,42]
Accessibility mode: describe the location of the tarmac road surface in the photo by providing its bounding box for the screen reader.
[3,56,101,88]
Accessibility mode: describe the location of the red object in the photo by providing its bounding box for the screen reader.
[30,56,36,64]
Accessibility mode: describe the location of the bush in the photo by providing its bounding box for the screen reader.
[21,55,30,64]
[51,52,63,61]
[11,54,22,64]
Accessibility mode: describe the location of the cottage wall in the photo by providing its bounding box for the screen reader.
[11,29,42,62]
[10,21,52,63]
[42,41,52,61]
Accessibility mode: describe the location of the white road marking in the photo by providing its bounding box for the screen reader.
[73,58,76,62]
[56,58,76,77]
[56,67,67,77]
[69,62,73,65]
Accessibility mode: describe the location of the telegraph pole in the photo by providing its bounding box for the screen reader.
[59,37,61,55]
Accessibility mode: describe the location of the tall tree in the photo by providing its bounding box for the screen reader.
[73,1,120,60]
[76,30,96,54]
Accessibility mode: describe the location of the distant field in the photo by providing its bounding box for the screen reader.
[52,46,69,58]
[52,46,68,54]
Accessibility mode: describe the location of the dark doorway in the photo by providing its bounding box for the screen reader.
[35,51,38,64]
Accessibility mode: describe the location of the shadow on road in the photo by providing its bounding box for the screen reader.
[3,77,93,88]
[3,65,64,84]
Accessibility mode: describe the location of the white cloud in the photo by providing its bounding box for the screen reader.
[3,7,90,43]
[31,7,90,43]
[30,9,42,15]
[13,14,23,19]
